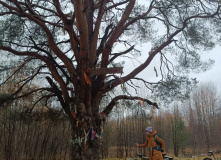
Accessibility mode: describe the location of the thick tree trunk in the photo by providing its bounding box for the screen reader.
[71,137,101,160]
[69,101,103,160]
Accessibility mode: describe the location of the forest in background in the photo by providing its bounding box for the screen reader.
[101,82,221,159]
[0,82,220,160]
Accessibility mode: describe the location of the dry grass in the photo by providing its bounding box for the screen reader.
[103,146,221,160]
[103,153,221,160]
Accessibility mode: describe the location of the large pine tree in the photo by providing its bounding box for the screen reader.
[0,0,220,159]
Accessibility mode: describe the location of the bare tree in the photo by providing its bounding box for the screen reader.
[0,1,221,159]
[190,83,220,151]
[170,104,188,157]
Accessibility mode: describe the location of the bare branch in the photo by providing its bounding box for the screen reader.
[102,95,158,116]
[108,45,134,64]
[101,0,136,68]
[101,5,221,94]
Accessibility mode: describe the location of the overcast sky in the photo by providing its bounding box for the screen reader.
[120,44,221,93]
[188,45,221,92]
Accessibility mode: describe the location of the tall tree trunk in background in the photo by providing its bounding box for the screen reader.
[171,104,186,157]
